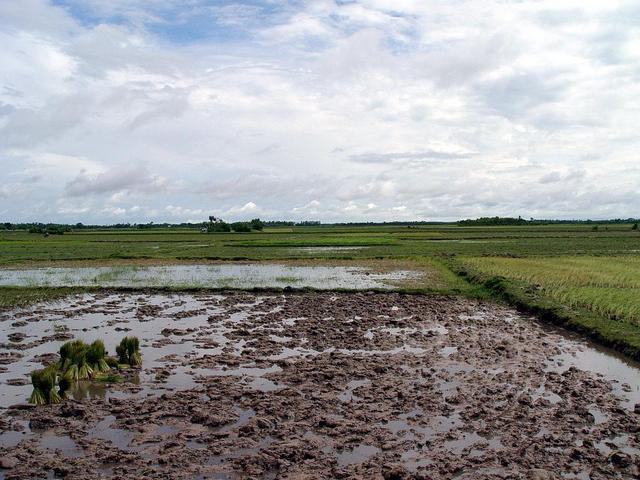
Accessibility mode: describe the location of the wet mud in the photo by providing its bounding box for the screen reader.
[0,292,639,479]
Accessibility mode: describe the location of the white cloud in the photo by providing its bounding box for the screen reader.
[165,205,205,217]
[57,205,90,215]
[0,0,638,222]
[65,165,168,197]
[100,206,126,216]
[292,200,321,215]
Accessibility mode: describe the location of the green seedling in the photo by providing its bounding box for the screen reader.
[29,365,60,405]
[86,340,110,373]
[29,336,140,406]
[116,336,142,367]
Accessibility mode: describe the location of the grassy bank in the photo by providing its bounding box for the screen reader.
[0,287,89,309]
[451,257,640,360]
[461,256,640,324]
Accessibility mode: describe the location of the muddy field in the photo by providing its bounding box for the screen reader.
[0,292,639,479]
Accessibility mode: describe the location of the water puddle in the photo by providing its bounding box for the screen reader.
[444,431,502,454]
[545,336,640,409]
[87,415,136,451]
[0,420,31,448]
[294,246,367,254]
[336,444,380,466]
[38,430,82,457]
[337,379,370,402]
[439,346,458,357]
[245,376,282,392]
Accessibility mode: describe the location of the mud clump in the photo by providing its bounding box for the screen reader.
[0,291,639,479]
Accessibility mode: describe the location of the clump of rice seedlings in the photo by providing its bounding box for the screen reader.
[116,336,142,366]
[29,365,60,405]
[86,340,110,373]
[104,356,119,368]
[59,339,88,381]
[59,339,87,372]
[94,372,123,383]
[64,363,79,382]
[59,339,111,380]
[29,336,138,406]
[78,362,94,380]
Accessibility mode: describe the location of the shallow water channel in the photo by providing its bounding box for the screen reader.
[0,292,639,479]
[0,264,419,289]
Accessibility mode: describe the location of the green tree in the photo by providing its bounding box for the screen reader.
[250,218,264,231]
[231,222,251,233]
[207,221,231,233]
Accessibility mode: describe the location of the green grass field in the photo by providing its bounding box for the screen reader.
[462,256,640,324]
[1,223,640,357]
[1,223,639,264]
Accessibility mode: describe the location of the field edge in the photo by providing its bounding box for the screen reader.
[447,256,640,361]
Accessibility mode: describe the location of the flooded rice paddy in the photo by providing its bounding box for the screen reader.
[0,292,639,479]
[0,264,418,289]
[293,246,367,254]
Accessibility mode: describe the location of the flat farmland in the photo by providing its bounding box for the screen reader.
[1,224,639,265]
[1,223,640,356]
[2,225,640,478]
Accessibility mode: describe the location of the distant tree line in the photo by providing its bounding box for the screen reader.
[206,217,264,233]
[2,217,639,232]
[458,217,529,226]
[0,222,207,232]
[313,221,445,227]
[458,217,640,226]
[0,223,72,235]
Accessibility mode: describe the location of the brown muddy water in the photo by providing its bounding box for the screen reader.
[0,292,639,479]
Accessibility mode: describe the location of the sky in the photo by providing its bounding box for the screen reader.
[1,0,639,224]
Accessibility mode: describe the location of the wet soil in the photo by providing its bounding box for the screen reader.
[0,292,639,479]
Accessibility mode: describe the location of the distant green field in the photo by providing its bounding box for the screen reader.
[1,223,638,264]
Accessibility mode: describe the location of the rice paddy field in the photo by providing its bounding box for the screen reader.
[1,223,639,265]
[461,256,640,324]
[1,222,640,357]
[2,223,640,479]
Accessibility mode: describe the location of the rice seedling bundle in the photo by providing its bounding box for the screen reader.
[29,364,60,405]
[86,340,110,373]
[116,336,142,366]
[29,336,140,405]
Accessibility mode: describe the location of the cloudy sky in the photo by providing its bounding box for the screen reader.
[1,0,639,223]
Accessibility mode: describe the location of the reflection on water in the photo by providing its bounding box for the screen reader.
[0,264,419,289]
[544,333,640,408]
[68,374,140,402]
